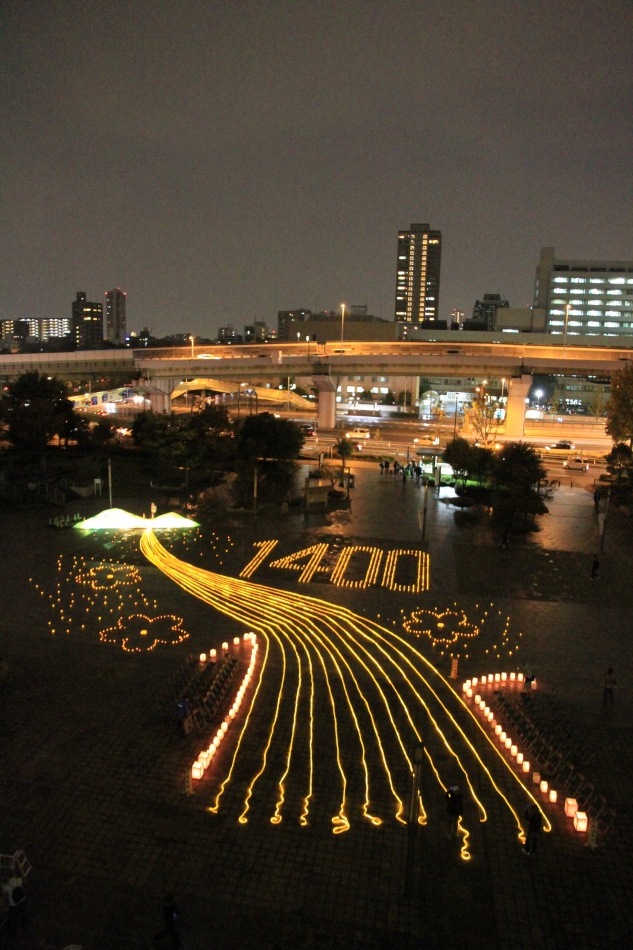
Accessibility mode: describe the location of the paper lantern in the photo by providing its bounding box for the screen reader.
[472,677,479,686]
[549,789,557,803]
[564,798,578,817]
[199,653,207,663]
[500,731,506,743]
[233,637,240,645]
[574,812,588,832]
[463,680,471,691]
[466,688,473,698]
[517,672,524,682]
[533,772,541,785]
[481,676,487,684]
[222,641,229,650]
[509,672,516,681]
[505,737,512,750]
[191,761,203,780]
[495,724,502,735]
[516,752,524,765]
[494,673,500,682]
[522,761,530,773]
[540,780,548,794]
[510,744,518,756]
[210,648,217,658]
[501,672,507,681]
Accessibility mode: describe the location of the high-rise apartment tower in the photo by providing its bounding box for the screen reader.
[105,288,127,345]
[395,223,442,324]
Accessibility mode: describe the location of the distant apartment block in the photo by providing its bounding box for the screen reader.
[105,288,127,345]
[534,246,633,338]
[471,294,509,330]
[72,292,103,349]
[395,222,442,324]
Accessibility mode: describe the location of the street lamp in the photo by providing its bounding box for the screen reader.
[340,304,346,346]
[190,334,195,358]
[306,334,311,358]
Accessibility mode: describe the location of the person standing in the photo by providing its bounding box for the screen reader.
[445,785,463,838]
[603,668,617,705]
[153,892,181,948]
[523,802,542,855]
[591,555,600,580]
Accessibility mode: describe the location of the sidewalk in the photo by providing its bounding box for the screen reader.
[0,466,631,948]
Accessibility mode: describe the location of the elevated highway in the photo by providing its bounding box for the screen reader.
[0,334,629,430]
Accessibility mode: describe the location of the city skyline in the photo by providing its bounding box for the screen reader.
[1,1,631,338]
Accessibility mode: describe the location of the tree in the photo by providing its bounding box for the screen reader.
[604,443,633,487]
[443,438,474,484]
[1,371,76,453]
[492,442,549,527]
[236,412,303,462]
[466,397,500,446]
[606,364,633,445]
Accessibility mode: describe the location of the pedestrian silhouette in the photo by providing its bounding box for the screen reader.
[591,556,600,580]
[523,802,542,855]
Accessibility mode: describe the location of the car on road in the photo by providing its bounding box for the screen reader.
[345,427,371,440]
[545,440,575,451]
[563,456,589,471]
[417,433,440,445]
[296,422,315,436]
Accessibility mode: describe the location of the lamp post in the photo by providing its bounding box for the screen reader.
[340,303,346,346]
[190,334,195,358]
[306,334,310,359]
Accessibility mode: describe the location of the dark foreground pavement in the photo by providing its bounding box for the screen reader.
[1,463,632,949]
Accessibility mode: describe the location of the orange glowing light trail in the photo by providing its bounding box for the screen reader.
[140,530,543,846]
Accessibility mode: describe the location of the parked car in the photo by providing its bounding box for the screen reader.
[345,427,371,439]
[545,440,575,451]
[563,456,589,471]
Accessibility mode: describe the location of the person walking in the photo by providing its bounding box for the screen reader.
[603,667,617,705]
[591,555,600,580]
[523,802,542,856]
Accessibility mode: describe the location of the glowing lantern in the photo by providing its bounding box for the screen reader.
[495,725,502,735]
[191,762,203,780]
[522,761,530,773]
[564,798,578,818]
[472,677,479,686]
[549,789,558,803]
[501,672,507,682]
[509,672,516,681]
[222,641,228,651]
[574,812,588,832]
[243,632,250,641]
[210,648,217,658]
[474,694,481,704]
[517,672,524,682]
[199,653,207,663]
[540,780,548,794]
[499,731,506,743]
[481,676,487,684]
[494,673,500,682]
[516,752,524,765]
[233,637,240,645]
[510,744,518,756]
[466,688,473,698]
[505,738,512,750]
[533,772,541,785]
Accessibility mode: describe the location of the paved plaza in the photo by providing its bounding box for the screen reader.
[1,460,632,949]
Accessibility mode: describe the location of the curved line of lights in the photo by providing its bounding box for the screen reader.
[139,530,548,850]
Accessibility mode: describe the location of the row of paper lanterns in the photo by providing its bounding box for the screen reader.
[191,632,258,781]
[463,672,588,834]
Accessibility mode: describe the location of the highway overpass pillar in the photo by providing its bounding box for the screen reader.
[505,375,531,439]
[317,389,336,429]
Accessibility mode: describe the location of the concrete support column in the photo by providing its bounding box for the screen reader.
[317,388,336,429]
[505,375,532,439]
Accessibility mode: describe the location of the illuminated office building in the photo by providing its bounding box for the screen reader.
[395,223,442,324]
[534,246,633,338]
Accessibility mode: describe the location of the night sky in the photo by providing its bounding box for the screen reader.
[2,0,631,339]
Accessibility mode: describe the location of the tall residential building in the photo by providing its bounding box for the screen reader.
[105,288,127,345]
[472,294,509,330]
[277,309,312,341]
[534,247,633,338]
[72,292,103,349]
[395,222,442,324]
